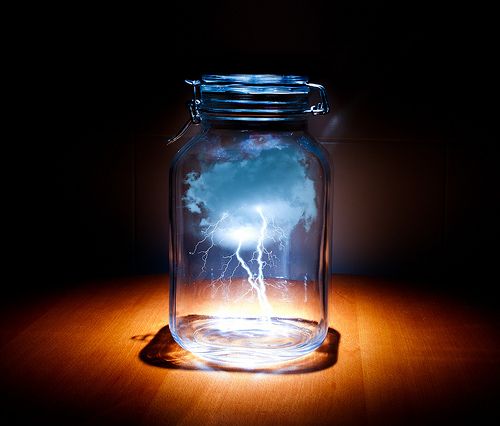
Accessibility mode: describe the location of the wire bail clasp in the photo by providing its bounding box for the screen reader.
[166,80,201,145]
[305,83,330,115]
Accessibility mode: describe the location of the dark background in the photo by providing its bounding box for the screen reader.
[7,2,498,304]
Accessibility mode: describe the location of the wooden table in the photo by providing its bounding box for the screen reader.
[1,275,498,425]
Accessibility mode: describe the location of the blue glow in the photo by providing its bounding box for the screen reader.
[184,136,317,314]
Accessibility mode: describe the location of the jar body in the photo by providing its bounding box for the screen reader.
[169,123,331,367]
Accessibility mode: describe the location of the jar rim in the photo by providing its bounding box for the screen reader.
[202,74,308,85]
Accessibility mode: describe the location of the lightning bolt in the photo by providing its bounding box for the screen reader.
[189,206,288,318]
[189,212,228,273]
[304,273,308,303]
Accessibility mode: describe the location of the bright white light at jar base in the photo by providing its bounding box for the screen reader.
[212,317,275,333]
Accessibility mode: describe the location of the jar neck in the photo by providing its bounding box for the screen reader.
[201,118,308,132]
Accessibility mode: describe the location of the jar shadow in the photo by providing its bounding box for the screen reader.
[135,325,340,374]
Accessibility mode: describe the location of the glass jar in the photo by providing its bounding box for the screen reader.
[168,74,331,367]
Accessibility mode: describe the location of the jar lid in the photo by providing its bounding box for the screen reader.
[167,75,329,143]
[199,74,312,121]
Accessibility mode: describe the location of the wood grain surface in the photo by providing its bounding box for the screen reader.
[0,275,498,425]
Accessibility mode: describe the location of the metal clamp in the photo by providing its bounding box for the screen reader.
[305,83,330,115]
[166,80,201,145]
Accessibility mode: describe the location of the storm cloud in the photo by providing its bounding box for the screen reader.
[183,138,317,248]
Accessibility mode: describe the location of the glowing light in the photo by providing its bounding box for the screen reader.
[184,137,318,319]
[229,226,258,243]
[190,206,277,317]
